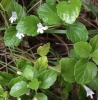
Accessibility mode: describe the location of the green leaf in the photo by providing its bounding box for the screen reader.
[0,71,13,86]
[8,76,23,88]
[66,21,88,43]
[60,58,76,83]
[74,59,97,85]
[16,15,39,36]
[37,3,61,25]
[38,69,57,89]
[0,85,4,95]
[4,26,22,47]
[61,83,73,99]
[90,35,98,52]
[91,49,98,65]
[56,0,81,24]
[7,1,25,19]
[16,59,32,70]
[37,43,50,56]
[10,81,28,97]
[1,0,12,11]
[33,93,47,100]
[27,78,39,90]
[74,41,92,58]
[87,74,98,90]
[81,0,98,18]
[78,86,86,100]
[70,49,81,60]
[34,56,48,73]
[23,65,38,80]
[46,0,56,5]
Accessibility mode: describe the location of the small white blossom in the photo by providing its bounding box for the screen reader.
[16,32,24,39]
[33,97,37,100]
[9,12,17,23]
[26,90,30,95]
[17,71,22,75]
[37,23,48,34]
[83,85,95,99]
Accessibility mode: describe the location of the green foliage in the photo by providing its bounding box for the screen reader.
[4,26,22,47]
[60,58,76,83]
[61,83,73,99]
[90,35,98,52]
[10,81,28,97]
[46,0,56,5]
[0,71,13,86]
[38,69,57,89]
[33,93,48,100]
[37,3,61,25]
[0,0,12,11]
[74,59,97,85]
[22,65,38,80]
[56,0,82,24]
[66,22,88,43]
[0,85,4,95]
[27,78,39,90]
[91,49,98,65]
[87,74,98,90]
[74,41,92,58]
[34,56,48,72]
[16,15,40,36]
[37,43,50,56]
[78,86,86,100]
[8,76,23,88]
[1,0,98,99]
[7,1,25,19]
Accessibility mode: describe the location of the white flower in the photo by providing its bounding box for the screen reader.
[37,23,48,34]
[33,97,37,100]
[9,12,17,23]
[83,85,95,99]
[16,32,24,39]
[17,71,22,75]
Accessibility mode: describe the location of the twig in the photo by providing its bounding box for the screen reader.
[52,34,70,57]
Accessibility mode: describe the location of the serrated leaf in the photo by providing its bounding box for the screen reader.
[60,58,76,83]
[33,93,47,100]
[91,49,98,65]
[27,78,39,90]
[37,43,50,56]
[87,74,98,90]
[34,56,48,73]
[16,15,39,36]
[66,21,88,43]
[10,81,28,97]
[37,3,61,25]
[4,26,22,47]
[74,59,97,85]
[38,69,57,89]
[90,35,98,52]
[23,65,38,80]
[0,71,13,86]
[74,41,92,58]
[7,1,25,19]
[56,0,81,24]
[1,0,12,11]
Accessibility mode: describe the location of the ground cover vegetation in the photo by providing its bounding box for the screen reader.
[0,0,98,100]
